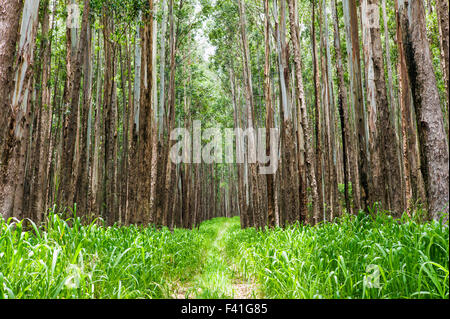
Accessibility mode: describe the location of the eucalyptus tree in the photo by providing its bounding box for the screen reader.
[0,0,24,219]
[398,0,449,220]
[361,0,403,214]
[0,0,39,219]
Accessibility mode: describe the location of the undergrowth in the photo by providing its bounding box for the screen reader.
[224,213,449,299]
[0,212,203,298]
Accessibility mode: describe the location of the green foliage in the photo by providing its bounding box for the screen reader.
[90,0,145,22]
[0,211,204,299]
[1,214,448,299]
[224,214,449,299]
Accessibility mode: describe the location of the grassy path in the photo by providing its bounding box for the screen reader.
[1,214,447,298]
[171,218,259,299]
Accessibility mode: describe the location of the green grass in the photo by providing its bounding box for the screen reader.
[224,213,449,299]
[182,218,241,299]
[0,212,448,299]
[0,212,204,298]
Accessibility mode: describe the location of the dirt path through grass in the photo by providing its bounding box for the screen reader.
[171,218,260,299]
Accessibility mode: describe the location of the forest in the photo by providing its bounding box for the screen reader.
[0,0,448,299]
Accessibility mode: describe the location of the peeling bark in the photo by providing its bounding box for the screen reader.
[398,0,449,220]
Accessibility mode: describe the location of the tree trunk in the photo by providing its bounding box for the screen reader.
[361,0,403,214]
[0,0,23,157]
[331,0,352,214]
[0,0,38,219]
[287,0,317,224]
[162,0,177,227]
[395,0,415,213]
[102,9,116,224]
[137,0,154,225]
[35,0,53,222]
[343,0,370,212]
[238,0,262,228]
[310,0,324,223]
[321,0,339,220]
[398,0,449,220]
[436,0,449,103]
[74,0,91,217]
[264,0,275,228]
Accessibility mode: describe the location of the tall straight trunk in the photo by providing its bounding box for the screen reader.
[381,0,397,131]
[181,50,191,228]
[27,74,41,221]
[274,0,301,226]
[0,0,23,155]
[230,65,246,228]
[273,0,286,226]
[0,0,39,219]
[435,0,449,142]
[238,0,262,228]
[112,65,119,223]
[172,164,182,229]
[152,10,158,123]
[436,0,449,103]
[153,4,166,225]
[343,0,370,212]
[102,9,116,224]
[47,55,62,210]
[127,16,141,224]
[158,0,168,140]
[123,33,133,224]
[15,0,41,221]
[60,0,84,209]
[36,0,53,222]
[398,0,449,220]
[311,0,324,223]
[85,28,95,218]
[91,31,103,218]
[287,0,318,224]
[74,0,91,217]
[118,44,127,224]
[395,0,415,212]
[137,0,154,225]
[180,163,186,228]
[361,0,382,211]
[382,0,404,203]
[264,0,275,228]
[331,0,352,214]
[162,0,176,227]
[193,163,201,228]
[290,0,307,225]
[321,0,339,219]
[148,3,159,225]
[361,0,403,214]
[28,0,54,221]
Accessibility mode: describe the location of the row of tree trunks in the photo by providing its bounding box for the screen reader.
[1,0,448,226]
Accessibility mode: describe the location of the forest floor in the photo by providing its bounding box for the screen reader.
[170,218,260,299]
